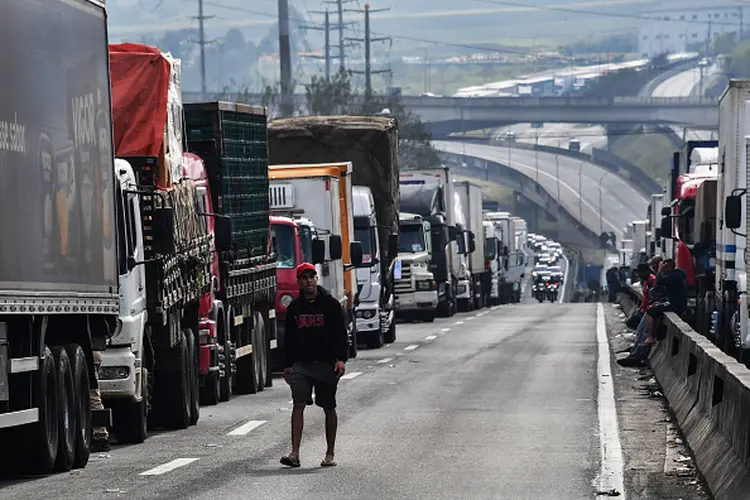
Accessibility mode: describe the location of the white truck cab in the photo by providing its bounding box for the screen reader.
[395,212,439,321]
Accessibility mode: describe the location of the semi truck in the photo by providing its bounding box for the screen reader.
[399,168,463,318]
[268,163,363,357]
[267,116,399,349]
[395,212,440,321]
[455,181,489,310]
[484,212,524,303]
[0,0,117,473]
[183,101,278,400]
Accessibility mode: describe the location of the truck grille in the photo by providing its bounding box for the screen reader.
[394,264,413,293]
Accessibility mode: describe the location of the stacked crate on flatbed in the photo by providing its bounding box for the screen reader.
[183,102,276,308]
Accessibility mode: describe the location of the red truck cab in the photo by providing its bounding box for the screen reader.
[182,153,228,405]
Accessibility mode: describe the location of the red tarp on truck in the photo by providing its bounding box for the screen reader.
[109,43,170,157]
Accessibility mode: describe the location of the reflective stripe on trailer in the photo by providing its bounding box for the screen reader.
[0,408,39,429]
[270,339,278,349]
[235,344,253,359]
[10,356,39,373]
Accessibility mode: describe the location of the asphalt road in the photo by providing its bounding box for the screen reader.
[0,259,618,500]
[434,140,649,240]
[651,65,718,142]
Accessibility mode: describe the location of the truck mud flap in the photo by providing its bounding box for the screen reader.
[92,408,112,428]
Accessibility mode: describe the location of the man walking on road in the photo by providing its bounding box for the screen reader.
[281,263,348,468]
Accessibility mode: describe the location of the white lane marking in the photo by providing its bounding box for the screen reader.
[340,371,363,380]
[140,458,200,476]
[424,335,437,341]
[454,320,464,325]
[227,419,267,436]
[466,316,475,321]
[376,357,394,364]
[403,344,420,351]
[560,253,569,304]
[441,328,451,332]
[595,303,626,498]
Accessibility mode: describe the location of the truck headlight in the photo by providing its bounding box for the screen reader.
[417,280,435,291]
[280,294,293,307]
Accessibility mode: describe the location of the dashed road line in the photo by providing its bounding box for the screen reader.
[441,328,451,332]
[227,419,267,436]
[466,316,475,321]
[340,371,363,380]
[454,321,464,325]
[424,335,437,341]
[403,344,420,351]
[376,357,394,364]
[140,458,200,476]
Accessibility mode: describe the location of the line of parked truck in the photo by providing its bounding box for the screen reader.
[618,79,750,366]
[0,0,531,475]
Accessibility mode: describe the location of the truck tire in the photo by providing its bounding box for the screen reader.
[65,343,92,468]
[186,329,200,425]
[219,334,233,402]
[51,346,75,473]
[235,321,260,395]
[384,318,396,344]
[164,331,191,430]
[421,311,436,322]
[200,371,221,406]
[254,312,266,392]
[23,345,59,474]
[113,364,148,444]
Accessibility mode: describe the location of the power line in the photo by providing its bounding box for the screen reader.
[470,0,744,28]
[139,0,166,13]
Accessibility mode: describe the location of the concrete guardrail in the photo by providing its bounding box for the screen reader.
[617,287,750,500]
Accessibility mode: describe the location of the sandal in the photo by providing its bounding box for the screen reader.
[280,455,301,468]
[320,456,337,467]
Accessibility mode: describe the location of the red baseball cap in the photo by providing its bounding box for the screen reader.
[296,263,317,279]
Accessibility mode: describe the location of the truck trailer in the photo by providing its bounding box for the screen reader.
[0,0,116,473]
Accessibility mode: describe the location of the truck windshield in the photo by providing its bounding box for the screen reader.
[271,224,297,269]
[399,224,425,252]
[298,225,314,264]
[355,227,374,265]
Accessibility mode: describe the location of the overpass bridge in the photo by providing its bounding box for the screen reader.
[182,92,718,136]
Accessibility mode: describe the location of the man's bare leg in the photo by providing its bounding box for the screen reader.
[290,403,305,459]
[322,407,337,465]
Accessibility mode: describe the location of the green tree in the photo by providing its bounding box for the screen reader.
[731,40,750,77]
[303,73,441,169]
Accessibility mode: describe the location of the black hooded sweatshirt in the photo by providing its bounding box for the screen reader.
[283,285,349,368]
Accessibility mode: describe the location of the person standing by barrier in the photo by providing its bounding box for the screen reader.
[617,263,656,368]
[606,266,620,302]
[280,263,348,469]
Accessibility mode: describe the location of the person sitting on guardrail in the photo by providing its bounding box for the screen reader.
[643,259,687,347]
[649,255,663,274]
[617,263,656,368]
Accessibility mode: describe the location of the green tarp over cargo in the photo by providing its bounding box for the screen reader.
[267,115,400,262]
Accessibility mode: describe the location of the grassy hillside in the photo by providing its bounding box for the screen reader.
[609,130,676,188]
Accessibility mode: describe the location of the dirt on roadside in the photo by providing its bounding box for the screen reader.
[603,301,711,500]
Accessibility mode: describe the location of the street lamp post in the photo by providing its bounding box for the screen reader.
[555,154,560,202]
[578,161,584,221]
[535,134,539,184]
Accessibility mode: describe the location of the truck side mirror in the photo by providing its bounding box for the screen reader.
[726,195,742,229]
[503,245,509,256]
[485,237,497,259]
[329,235,343,260]
[350,241,363,267]
[312,239,326,264]
[215,216,232,252]
[654,228,661,240]
[388,233,399,259]
[468,231,476,253]
[448,226,459,241]
[153,207,175,254]
[661,206,671,216]
[660,216,672,239]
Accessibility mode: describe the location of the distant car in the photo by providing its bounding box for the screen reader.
[532,264,549,278]
[547,265,563,278]
[568,139,580,152]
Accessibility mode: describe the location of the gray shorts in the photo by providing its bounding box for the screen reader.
[290,361,340,409]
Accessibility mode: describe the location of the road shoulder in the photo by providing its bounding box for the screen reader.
[603,302,709,499]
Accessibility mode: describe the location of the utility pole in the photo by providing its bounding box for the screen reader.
[324,0,355,72]
[278,0,294,116]
[303,10,332,81]
[190,0,215,99]
[346,4,391,99]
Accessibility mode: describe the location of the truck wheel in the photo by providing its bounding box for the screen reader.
[254,312,266,392]
[23,345,59,474]
[384,319,396,344]
[51,346,75,473]
[114,364,148,444]
[367,328,385,349]
[219,335,233,402]
[186,330,200,425]
[200,371,220,406]
[235,321,260,395]
[164,331,190,430]
[421,311,436,323]
[64,344,92,468]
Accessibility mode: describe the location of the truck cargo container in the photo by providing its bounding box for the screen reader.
[0,0,116,473]
[454,181,489,309]
[267,116,399,348]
